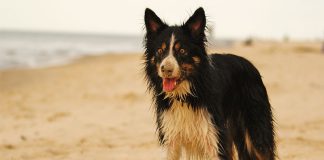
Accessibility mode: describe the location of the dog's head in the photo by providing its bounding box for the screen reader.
[144,8,208,95]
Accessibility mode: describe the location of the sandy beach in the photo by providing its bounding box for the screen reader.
[1,41,324,160]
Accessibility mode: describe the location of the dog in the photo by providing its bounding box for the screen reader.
[143,7,275,160]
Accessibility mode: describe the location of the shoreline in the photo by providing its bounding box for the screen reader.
[0,52,144,72]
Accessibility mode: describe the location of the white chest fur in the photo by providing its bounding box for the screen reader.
[161,100,219,159]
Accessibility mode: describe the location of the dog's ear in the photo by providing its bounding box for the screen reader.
[183,7,206,39]
[145,8,167,34]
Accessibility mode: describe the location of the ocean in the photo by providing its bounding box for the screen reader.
[0,31,233,70]
[0,31,143,70]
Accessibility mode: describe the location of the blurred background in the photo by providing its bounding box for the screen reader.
[0,0,324,159]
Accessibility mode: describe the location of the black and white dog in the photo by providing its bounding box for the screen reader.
[143,7,275,160]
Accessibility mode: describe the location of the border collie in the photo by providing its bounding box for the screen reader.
[143,7,275,160]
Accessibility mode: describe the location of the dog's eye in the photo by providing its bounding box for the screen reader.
[157,49,163,54]
[179,49,186,54]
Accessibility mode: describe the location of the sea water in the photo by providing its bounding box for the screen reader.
[0,31,233,70]
[0,31,143,69]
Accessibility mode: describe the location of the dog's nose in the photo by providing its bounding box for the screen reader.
[161,64,173,77]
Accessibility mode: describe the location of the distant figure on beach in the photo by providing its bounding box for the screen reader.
[283,35,290,43]
[243,37,253,46]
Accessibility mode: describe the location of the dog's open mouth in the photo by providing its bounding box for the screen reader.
[162,78,180,92]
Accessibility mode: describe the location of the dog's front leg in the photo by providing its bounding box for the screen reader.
[166,140,182,160]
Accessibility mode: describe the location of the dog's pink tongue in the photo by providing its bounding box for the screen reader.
[163,78,177,92]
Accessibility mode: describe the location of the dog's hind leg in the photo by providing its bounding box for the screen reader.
[236,65,276,159]
[232,92,275,160]
[233,126,252,160]
[236,98,275,160]
[243,116,275,160]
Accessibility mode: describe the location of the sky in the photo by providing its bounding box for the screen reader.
[0,0,324,40]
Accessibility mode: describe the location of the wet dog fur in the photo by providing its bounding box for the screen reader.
[143,7,275,160]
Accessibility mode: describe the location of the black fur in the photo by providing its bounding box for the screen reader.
[143,7,275,160]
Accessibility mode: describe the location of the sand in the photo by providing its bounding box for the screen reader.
[1,41,324,160]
